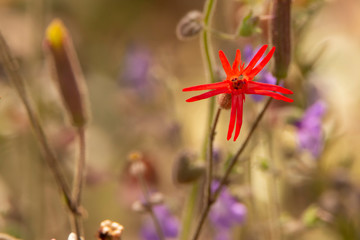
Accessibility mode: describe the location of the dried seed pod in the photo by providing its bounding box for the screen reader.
[44,19,89,127]
[176,10,203,40]
[271,0,292,79]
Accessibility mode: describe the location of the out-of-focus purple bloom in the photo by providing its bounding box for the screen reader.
[295,101,326,158]
[243,45,277,102]
[214,228,231,240]
[121,44,151,91]
[212,148,222,165]
[209,181,247,239]
[252,71,277,101]
[141,204,179,240]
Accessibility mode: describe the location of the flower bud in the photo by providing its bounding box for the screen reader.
[44,19,89,127]
[172,151,204,184]
[176,10,203,40]
[237,11,260,37]
[271,0,292,79]
[217,93,232,110]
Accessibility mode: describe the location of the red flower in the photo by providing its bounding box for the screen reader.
[183,45,293,141]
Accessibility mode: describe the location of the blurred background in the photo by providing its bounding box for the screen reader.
[0,0,360,239]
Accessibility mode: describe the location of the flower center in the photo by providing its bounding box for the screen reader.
[231,76,246,90]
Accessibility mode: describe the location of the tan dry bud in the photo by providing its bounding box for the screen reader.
[271,0,292,79]
[176,10,203,40]
[44,19,89,127]
[217,93,232,110]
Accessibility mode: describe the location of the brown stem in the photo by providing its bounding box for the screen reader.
[191,97,274,240]
[191,108,221,240]
[137,173,165,240]
[205,108,221,202]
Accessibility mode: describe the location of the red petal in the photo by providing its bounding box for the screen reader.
[246,89,293,102]
[232,49,241,75]
[233,94,244,141]
[243,45,268,75]
[247,81,293,94]
[183,81,228,92]
[219,50,233,77]
[247,47,275,78]
[227,95,237,140]
[186,88,228,102]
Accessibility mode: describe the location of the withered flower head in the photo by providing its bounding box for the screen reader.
[98,220,124,240]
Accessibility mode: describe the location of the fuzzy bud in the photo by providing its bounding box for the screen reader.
[176,10,203,40]
[98,220,124,240]
[271,0,292,79]
[217,93,232,110]
[44,19,89,127]
[172,151,204,184]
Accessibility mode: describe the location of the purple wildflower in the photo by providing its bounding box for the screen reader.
[209,181,247,239]
[141,204,179,240]
[295,101,326,158]
[243,45,277,102]
[121,44,151,91]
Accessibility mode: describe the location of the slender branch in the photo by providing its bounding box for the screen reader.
[191,108,221,240]
[205,108,221,202]
[213,97,273,200]
[191,97,274,240]
[72,126,86,239]
[137,173,165,240]
[0,32,77,213]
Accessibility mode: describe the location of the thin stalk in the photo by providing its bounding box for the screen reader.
[0,33,76,213]
[180,0,217,239]
[191,97,274,240]
[267,128,282,240]
[72,127,86,239]
[201,0,217,157]
[205,108,221,202]
[137,173,165,240]
[191,108,221,240]
[0,31,85,238]
[179,184,199,240]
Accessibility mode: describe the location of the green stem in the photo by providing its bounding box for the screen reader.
[180,1,217,240]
